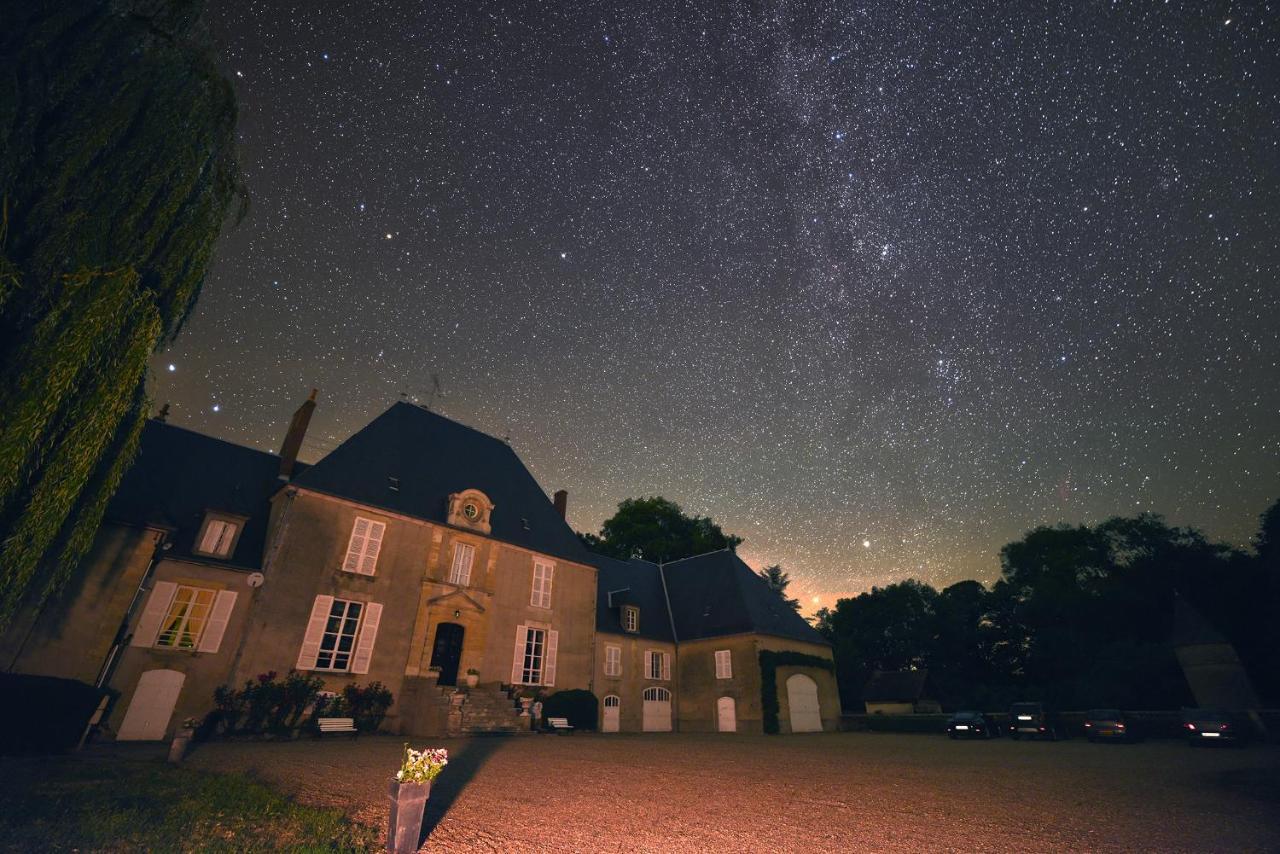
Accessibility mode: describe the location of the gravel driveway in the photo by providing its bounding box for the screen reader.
[187,732,1280,852]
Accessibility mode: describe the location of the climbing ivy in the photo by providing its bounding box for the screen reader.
[758,649,835,734]
[0,0,243,624]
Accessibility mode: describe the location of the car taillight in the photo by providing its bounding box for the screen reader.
[1220,723,1230,731]
[1084,722,1092,727]
[1117,723,1125,730]
[1186,723,1196,730]
[1039,726,1046,731]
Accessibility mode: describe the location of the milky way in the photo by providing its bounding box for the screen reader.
[149,1,1280,608]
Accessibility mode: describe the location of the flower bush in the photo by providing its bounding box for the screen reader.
[203,672,388,738]
[396,744,448,785]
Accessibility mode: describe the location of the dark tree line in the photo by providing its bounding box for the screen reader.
[0,0,242,624]
[817,503,1280,711]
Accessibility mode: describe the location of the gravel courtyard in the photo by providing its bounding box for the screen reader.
[188,732,1280,852]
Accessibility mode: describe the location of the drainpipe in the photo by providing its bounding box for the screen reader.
[94,532,171,689]
[657,560,680,732]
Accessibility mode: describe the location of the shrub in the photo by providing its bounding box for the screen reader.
[204,670,324,738]
[343,681,394,732]
[541,689,598,730]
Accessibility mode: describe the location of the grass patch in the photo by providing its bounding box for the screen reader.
[0,757,378,852]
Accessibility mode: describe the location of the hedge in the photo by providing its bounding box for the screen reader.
[541,689,599,730]
[758,650,835,734]
[0,673,112,755]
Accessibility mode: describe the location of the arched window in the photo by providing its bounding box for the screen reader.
[643,687,671,702]
[604,695,621,708]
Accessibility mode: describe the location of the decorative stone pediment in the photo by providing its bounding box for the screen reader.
[446,488,493,534]
[427,588,487,613]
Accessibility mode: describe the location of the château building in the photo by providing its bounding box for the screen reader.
[1,396,838,739]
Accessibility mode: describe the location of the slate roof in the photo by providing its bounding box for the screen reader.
[292,402,592,565]
[106,420,284,570]
[593,554,675,642]
[862,670,933,702]
[662,550,828,645]
[592,549,828,647]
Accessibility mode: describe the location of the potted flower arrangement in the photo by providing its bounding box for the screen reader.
[464,667,480,688]
[388,744,448,853]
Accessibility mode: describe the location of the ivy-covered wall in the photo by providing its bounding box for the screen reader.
[758,649,835,734]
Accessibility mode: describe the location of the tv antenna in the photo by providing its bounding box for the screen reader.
[425,373,444,410]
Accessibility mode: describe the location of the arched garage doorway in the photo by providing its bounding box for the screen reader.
[642,687,672,732]
[785,673,822,732]
[603,695,620,732]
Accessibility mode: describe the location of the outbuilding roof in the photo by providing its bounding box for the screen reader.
[107,420,284,570]
[593,554,675,642]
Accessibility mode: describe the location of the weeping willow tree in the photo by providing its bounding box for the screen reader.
[0,0,244,625]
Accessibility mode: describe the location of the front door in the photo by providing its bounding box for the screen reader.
[717,696,737,732]
[430,622,465,686]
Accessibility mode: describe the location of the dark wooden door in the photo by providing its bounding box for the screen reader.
[430,623,465,686]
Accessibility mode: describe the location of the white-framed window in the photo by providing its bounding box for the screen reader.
[296,595,383,674]
[604,644,622,677]
[715,649,733,679]
[195,517,238,558]
[623,606,639,633]
[531,560,554,608]
[342,517,386,576]
[644,649,670,680]
[449,542,475,585]
[130,581,237,653]
[511,624,558,686]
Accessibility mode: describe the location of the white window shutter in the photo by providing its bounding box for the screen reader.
[296,595,334,670]
[644,649,654,678]
[131,581,178,647]
[199,522,221,554]
[511,625,527,684]
[543,564,554,607]
[198,591,238,653]
[343,519,369,573]
[350,602,382,674]
[662,653,671,680]
[360,521,385,575]
[544,630,558,686]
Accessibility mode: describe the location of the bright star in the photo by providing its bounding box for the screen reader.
[862,539,871,548]
[212,404,220,413]
[167,364,176,372]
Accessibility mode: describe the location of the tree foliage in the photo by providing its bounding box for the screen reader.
[0,0,243,624]
[758,564,800,612]
[578,496,743,562]
[818,508,1280,711]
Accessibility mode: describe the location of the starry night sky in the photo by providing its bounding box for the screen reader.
[150,1,1279,609]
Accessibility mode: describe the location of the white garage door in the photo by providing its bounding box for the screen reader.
[717,696,737,732]
[642,687,672,732]
[118,669,185,741]
[603,695,620,733]
[786,673,822,733]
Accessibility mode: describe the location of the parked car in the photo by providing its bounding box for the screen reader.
[945,711,999,739]
[1182,708,1250,746]
[1007,702,1068,740]
[1084,709,1136,742]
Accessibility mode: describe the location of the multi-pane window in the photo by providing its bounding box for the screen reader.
[196,519,237,558]
[604,644,622,677]
[449,543,475,585]
[531,561,554,608]
[342,517,385,575]
[315,599,364,671]
[155,586,216,648]
[715,649,733,679]
[623,606,639,633]
[521,627,546,684]
[645,650,670,680]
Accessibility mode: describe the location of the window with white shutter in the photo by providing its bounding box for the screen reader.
[133,583,234,651]
[297,596,375,672]
[296,595,335,670]
[132,581,178,647]
[449,543,474,585]
[198,591,238,653]
[195,517,239,558]
[645,650,670,680]
[604,644,621,677]
[715,649,732,679]
[544,630,558,686]
[342,517,385,576]
[511,625,557,685]
[531,560,553,608]
[350,602,382,674]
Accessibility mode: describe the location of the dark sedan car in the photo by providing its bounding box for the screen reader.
[1084,709,1135,742]
[946,711,999,739]
[1183,708,1250,746]
[1008,702,1068,740]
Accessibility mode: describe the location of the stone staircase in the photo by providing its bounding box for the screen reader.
[399,677,531,736]
[456,683,528,735]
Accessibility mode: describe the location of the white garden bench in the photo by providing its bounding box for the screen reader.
[317,716,358,738]
[547,716,574,734]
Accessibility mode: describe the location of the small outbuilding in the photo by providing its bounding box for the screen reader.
[862,669,941,715]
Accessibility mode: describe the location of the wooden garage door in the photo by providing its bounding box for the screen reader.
[603,695,620,733]
[117,669,185,741]
[642,687,672,732]
[786,673,822,733]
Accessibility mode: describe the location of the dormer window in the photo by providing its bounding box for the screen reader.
[193,513,244,559]
[623,606,639,633]
[446,489,494,534]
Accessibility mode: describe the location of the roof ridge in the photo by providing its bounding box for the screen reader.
[147,419,281,461]
[390,401,518,453]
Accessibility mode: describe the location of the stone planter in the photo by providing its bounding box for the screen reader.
[167,726,195,764]
[464,673,479,688]
[519,697,533,717]
[387,779,430,853]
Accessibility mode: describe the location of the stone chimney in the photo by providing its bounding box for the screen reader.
[278,389,318,480]
[553,489,568,518]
